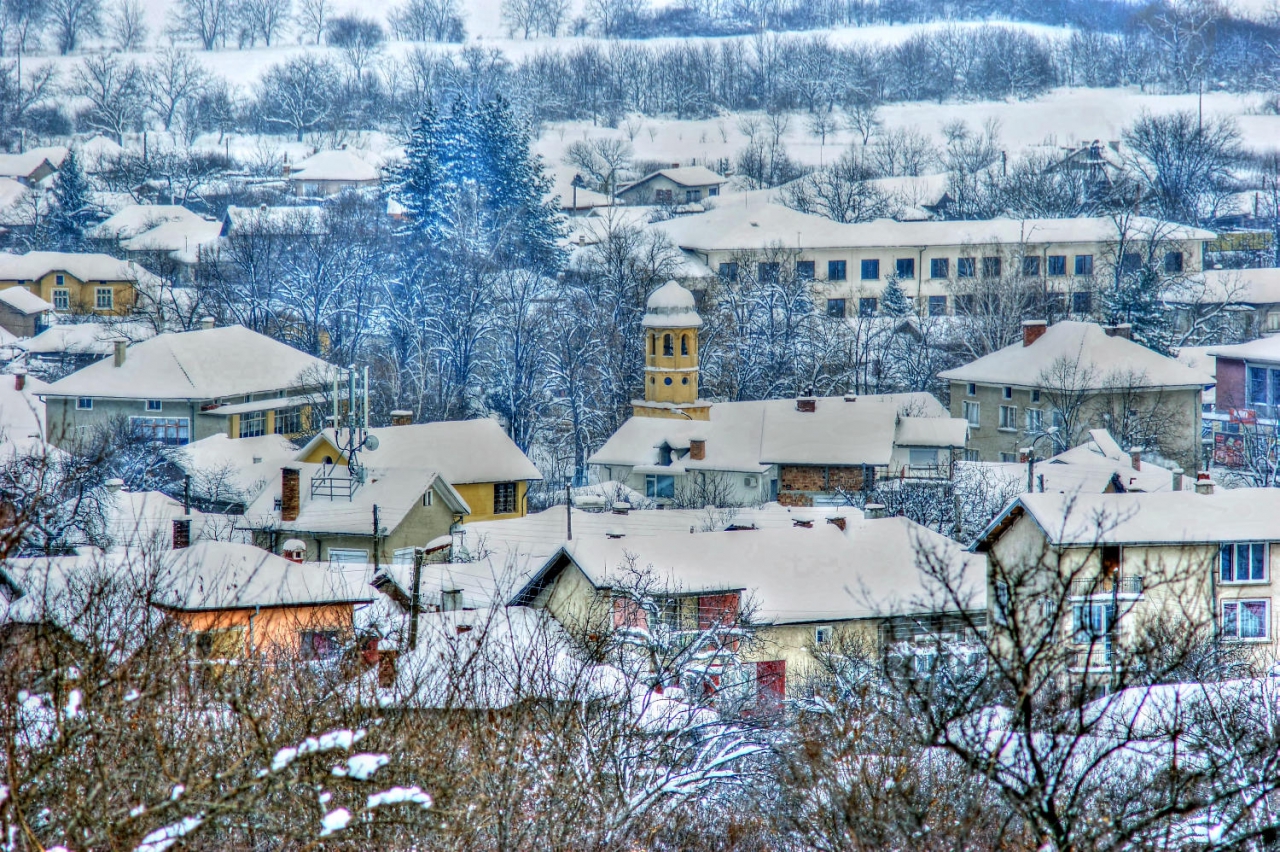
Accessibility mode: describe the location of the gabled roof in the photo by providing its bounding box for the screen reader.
[974,488,1280,550]
[220,205,324,236]
[0,251,160,284]
[1184,268,1280,307]
[651,205,1215,253]
[241,463,471,537]
[20,320,156,356]
[591,393,963,472]
[119,219,222,262]
[289,150,379,183]
[153,541,376,611]
[620,166,726,194]
[512,517,986,623]
[0,286,53,315]
[42,326,333,401]
[0,146,66,180]
[298,420,542,485]
[938,321,1210,389]
[173,433,299,499]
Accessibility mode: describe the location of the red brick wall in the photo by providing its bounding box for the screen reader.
[1216,357,1246,412]
[778,465,865,495]
[697,593,740,629]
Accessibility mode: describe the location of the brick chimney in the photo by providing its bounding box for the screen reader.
[826,515,846,531]
[1022,320,1047,347]
[13,369,24,391]
[1194,472,1215,495]
[1129,447,1141,471]
[390,409,412,427]
[113,339,127,367]
[281,467,300,521]
[172,517,191,549]
[689,439,706,460]
[1104,323,1133,340]
[796,397,816,413]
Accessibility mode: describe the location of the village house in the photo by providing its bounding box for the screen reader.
[240,462,471,564]
[1168,267,1280,341]
[0,147,66,187]
[510,514,987,698]
[590,281,968,505]
[938,320,1209,474]
[285,149,381,197]
[90,204,222,282]
[39,323,334,449]
[16,321,157,376]
[219,204,325,238]
[973,487,1280,677]
[616,165,726,206]
[650,205,1214,319]
[0,286,51,338]
[296,418,543,522]
[0,251,166,316]
[1200,335,1280,472]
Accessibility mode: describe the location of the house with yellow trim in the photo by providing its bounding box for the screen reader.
[0,251,166,316]
[39,323,334,449]
[295,419,543,523]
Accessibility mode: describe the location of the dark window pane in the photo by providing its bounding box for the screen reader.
[796,260,815,280]
[954,293,975,314]
[1072,291,1092,314]
[928,295,947,316]
[1022,256,1040,276]
[758,262,780,283]
[1048,255,1066,276]
[826,298,846,318]
[1074,254,1094,275]
[861,259,880,280]
[827,260,846,281]
[982,256,1002,278]
[957,257,975,278]
[896,258,915,279]
[1164,251,1184,273]
[930,258,949,278]
[858,297,877,317]
[718,262,738,282]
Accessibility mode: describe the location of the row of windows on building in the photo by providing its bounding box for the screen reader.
[47,288,114,310]
[827,290,1095,319]
[719,251,1183,284]
[654,187,718,204]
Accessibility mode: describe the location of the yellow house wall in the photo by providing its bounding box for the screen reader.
[0,273,137,316]
[531,560,608,637]
[644,327,700,404]
[747,620,880,692]
[171,603,355,655]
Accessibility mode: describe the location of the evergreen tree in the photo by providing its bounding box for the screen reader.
[389,103,444,240]
[880,277,911,317]
[48,149,94,251]
[1103,264,1175,355]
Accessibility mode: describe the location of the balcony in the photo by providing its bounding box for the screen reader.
[1070,575,1143,598]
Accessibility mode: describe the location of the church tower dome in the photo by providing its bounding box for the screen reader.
[634,281,711,421]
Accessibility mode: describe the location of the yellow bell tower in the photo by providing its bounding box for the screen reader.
[633,280,711,421]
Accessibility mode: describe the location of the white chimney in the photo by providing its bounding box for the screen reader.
[113,340,127,367]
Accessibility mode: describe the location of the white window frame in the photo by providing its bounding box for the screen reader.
[1222,598,1269,641]
[814,625,833,645]
[1220,542,1269,584]
[146,400,163,412]
[1072,601,1115,645]
[422,489,433,507]
[76,397,93,410]
[909,447,938,467]
[52,288,69,310]
[966,382,976,396]
[1025,408,1043,433]
[94,287,114,310]
[999,404,1018,431]
[963,400,980,428]
[327,547,369,565]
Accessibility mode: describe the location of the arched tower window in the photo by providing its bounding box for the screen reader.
[663,334,673,356]
[681,334,689,356]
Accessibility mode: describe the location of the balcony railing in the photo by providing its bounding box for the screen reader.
[311,468,359,500]
[1070,575,1143,598]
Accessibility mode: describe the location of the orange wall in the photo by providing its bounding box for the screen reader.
[171,603,355,655]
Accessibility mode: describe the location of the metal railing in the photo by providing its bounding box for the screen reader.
[1070,575,1143,598]
[311,468,360,500]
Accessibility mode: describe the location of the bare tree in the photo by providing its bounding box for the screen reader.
[781,147,892,223]
[47,0,101,53]
[1123,110,1242,226]
[144,47,207,131]
[294,0,327,42]
[326,14,384,79]
[167,0,233,49]
[561,136,632,193]
[73,53,146,143]
[388,0,464,42]
[106,0,146,50]
[236,0,290,46]
[255,53,340,141]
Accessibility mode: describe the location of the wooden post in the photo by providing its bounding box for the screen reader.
[408,547,423,651]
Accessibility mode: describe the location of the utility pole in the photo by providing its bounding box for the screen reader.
[565,483,572,541]
[372,504,380,574]
[408,547,424,651]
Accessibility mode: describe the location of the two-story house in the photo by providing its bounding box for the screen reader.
[939,320,1210,474]
[973,487,1280,678]
[616,166,726,206]
[511,514,987,698]
[296,418,543,523]
[39,323,334,449]
[0,251,166,316]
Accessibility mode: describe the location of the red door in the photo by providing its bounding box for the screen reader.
[756,659,786,703]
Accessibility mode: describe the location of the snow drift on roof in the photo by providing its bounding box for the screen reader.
[642,280,702,328]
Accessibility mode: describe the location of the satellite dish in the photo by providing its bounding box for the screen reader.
[364,434,380,451]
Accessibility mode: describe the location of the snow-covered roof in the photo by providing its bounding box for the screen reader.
[120,219,222,264]
[20,320,156,356]
[938,321,1210,390]
[1208,335,1280,364]
[221,205,324,235]
[242,462,471,537]
[0,371,48,445]
[642,280,702,328]
[515,517,986,623]
[299,420,543,485]
[979,488,1280,548]
[173,432,299,499]
[894,415,970,448]
[456,502,864,568]
[0,286,53,315]
[1181,268,1280,307]
[961,430,1191,496]
[98,489,221,551]
[651,204,1215,253]
[0,146,65,180]
[90,204,206,241]
[153,541,376,611]
[591,393,962,472]
[0,251,160,285]
[620,166,727,194]
[42,326,334,401]
[289,150,380,183]
[0,177,28,211]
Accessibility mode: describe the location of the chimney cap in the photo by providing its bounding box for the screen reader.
[1021,319,1047,328]
[199,316,214,330]
[104,478,124,492]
